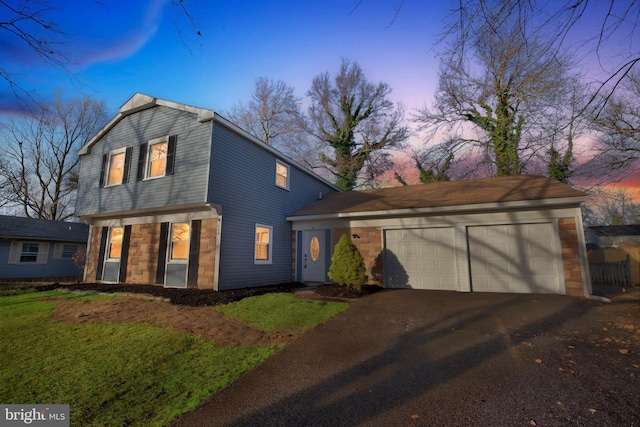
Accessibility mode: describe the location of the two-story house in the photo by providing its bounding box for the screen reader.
[76,93,339,290]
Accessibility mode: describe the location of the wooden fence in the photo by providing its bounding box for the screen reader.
[589,257,633,287]
[588,242,640,287]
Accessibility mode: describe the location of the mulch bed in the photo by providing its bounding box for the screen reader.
[28,282,381,307]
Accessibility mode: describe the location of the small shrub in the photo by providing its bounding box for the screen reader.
[328,234,367,291]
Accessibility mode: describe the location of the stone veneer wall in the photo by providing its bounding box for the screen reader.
[196,218,217,289]
[86,219,218,288]
[85,226,102,282]
[126,223,160,285]
[558,217,586,297]
[332,227,383,286]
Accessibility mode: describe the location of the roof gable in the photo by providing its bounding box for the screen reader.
[78,93,340,191]
[288,175,586,218]
[79,93,215,156]
[0,215,89,242]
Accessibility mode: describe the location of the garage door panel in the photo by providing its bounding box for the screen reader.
[384,228,456,290]
[468,223,562,294]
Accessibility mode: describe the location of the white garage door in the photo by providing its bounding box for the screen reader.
[384,228,456,290]
[468,223,563,294]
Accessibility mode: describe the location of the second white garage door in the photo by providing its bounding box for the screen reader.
[384,228,457,290]
[467,223,563,294]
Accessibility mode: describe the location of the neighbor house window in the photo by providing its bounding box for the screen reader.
[19,243,40,264]
[147,138,168,178]
[255,224,272,263]
[107,227,124,259]
[8,241,48,265]
[54,243,81,260]
[275,161,289,189]
[169,223,190,261]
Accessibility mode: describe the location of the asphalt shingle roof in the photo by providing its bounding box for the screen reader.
[0,215,89,242]
[288,175,586,218]
[588,225,640,236]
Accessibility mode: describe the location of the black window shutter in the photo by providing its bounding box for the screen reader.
[137,143,148,181]
[96,227,108,280]
[166,135,177,176]
[187,220,201,288]
[122,147,133,184]
[156,222,169,284]
[99,154,108,187]
[118,225,131,282]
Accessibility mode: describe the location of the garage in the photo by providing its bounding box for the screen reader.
[384,228,456,290]
[467,223,563,294]
[289,175,590,297]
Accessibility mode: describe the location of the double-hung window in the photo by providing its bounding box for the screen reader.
[148,138,168,178]
[254,224,272,264]
[19,243,40,263]
[275,161,289,190]
[107,227,124,259]
[169,223,190,261]
[101,147,132,187]
[8,241,48,265]
[108,150,125,185]
[138,135,176,180]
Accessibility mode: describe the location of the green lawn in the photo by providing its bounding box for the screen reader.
[0,290,349,426]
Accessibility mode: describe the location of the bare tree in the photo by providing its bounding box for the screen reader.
[419,15,577,177]
[307,59,409,191]
[587,71,640,178]
[226,77,305,147]
[440,0,639,107]
[0,92,107,220]
[394,142,455,185]
[582,186,640,226]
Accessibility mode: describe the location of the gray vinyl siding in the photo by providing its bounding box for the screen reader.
[0,241,83,279]
[76,106,212,216]
[208,122,337,289]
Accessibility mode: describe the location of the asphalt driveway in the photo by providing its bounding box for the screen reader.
[171,289,639,426]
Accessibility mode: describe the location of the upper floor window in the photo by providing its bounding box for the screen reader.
[107,227,124,260]
[148,138,168,178]
[276,161,289,190]
[100,147,132,187]
[138,135,177,181]
[254,224,272,264]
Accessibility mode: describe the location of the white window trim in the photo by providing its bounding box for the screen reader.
[105,147,128,187]
[254,224,273,265]
[275,160,290,190]
[144,136,169,181]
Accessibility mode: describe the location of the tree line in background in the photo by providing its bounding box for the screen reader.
[0,0,638,224]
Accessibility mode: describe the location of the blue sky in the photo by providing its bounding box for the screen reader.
[2,0,638,191]
[2,0,451,116]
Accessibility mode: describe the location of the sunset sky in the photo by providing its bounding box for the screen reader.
[1,0,638,190]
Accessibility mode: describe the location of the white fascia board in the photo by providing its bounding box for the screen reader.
[79,202,222,226]
[286,196,587,222]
